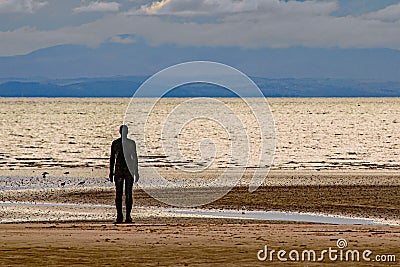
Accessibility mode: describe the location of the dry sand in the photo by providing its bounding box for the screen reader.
[0,222,398,266]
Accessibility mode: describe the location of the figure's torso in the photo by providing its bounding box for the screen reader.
[112,138,135,177]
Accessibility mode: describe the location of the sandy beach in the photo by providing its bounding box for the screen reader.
[0,222,398,266]
[1,170,399,266]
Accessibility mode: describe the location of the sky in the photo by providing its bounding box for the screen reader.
[1,0,400,57]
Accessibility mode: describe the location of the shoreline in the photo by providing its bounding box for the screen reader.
[1,169,399,225]
[1,167,400,179]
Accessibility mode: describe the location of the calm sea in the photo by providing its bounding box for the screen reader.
[1,98,399,171]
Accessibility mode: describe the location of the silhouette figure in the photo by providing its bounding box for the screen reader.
[109,125,139,223]
[42,172,49,178]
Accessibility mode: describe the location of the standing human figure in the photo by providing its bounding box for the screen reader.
[109,125,139,223]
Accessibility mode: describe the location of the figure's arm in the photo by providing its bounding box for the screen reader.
[109,142,116,182]
[133,141,139,182]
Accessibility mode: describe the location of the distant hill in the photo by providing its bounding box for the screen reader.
[1,42,400,97]
[1,42,400,82]
[0,77,399,97]
[0,78,144,97]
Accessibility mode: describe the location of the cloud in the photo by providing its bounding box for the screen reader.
[1,0,400,56]
[0,0,47,13]
[138,0,338,16]
[73,1,121,13]
[142,0,169,14]
[362,3,400,22]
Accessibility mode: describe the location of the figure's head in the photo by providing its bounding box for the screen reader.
[119,125,128,137]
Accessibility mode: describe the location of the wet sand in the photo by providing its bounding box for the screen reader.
[1,170,399,223]
[0,222,399,266]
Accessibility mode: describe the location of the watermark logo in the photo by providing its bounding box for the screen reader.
[336,238,347,249]
[257,238,397,263]
[124,61,275,207]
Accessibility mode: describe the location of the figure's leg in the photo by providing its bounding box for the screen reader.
[115,176,124,223]
[125,176,134,223]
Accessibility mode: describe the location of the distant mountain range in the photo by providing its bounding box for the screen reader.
[1,41,400,82]
[1,41,400,97]
[0,76,399,97]
[0,77,143,97]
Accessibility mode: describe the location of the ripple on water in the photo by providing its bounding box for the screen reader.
[0,98,399,171]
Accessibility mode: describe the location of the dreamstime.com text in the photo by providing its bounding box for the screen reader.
[257,239,396,263]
